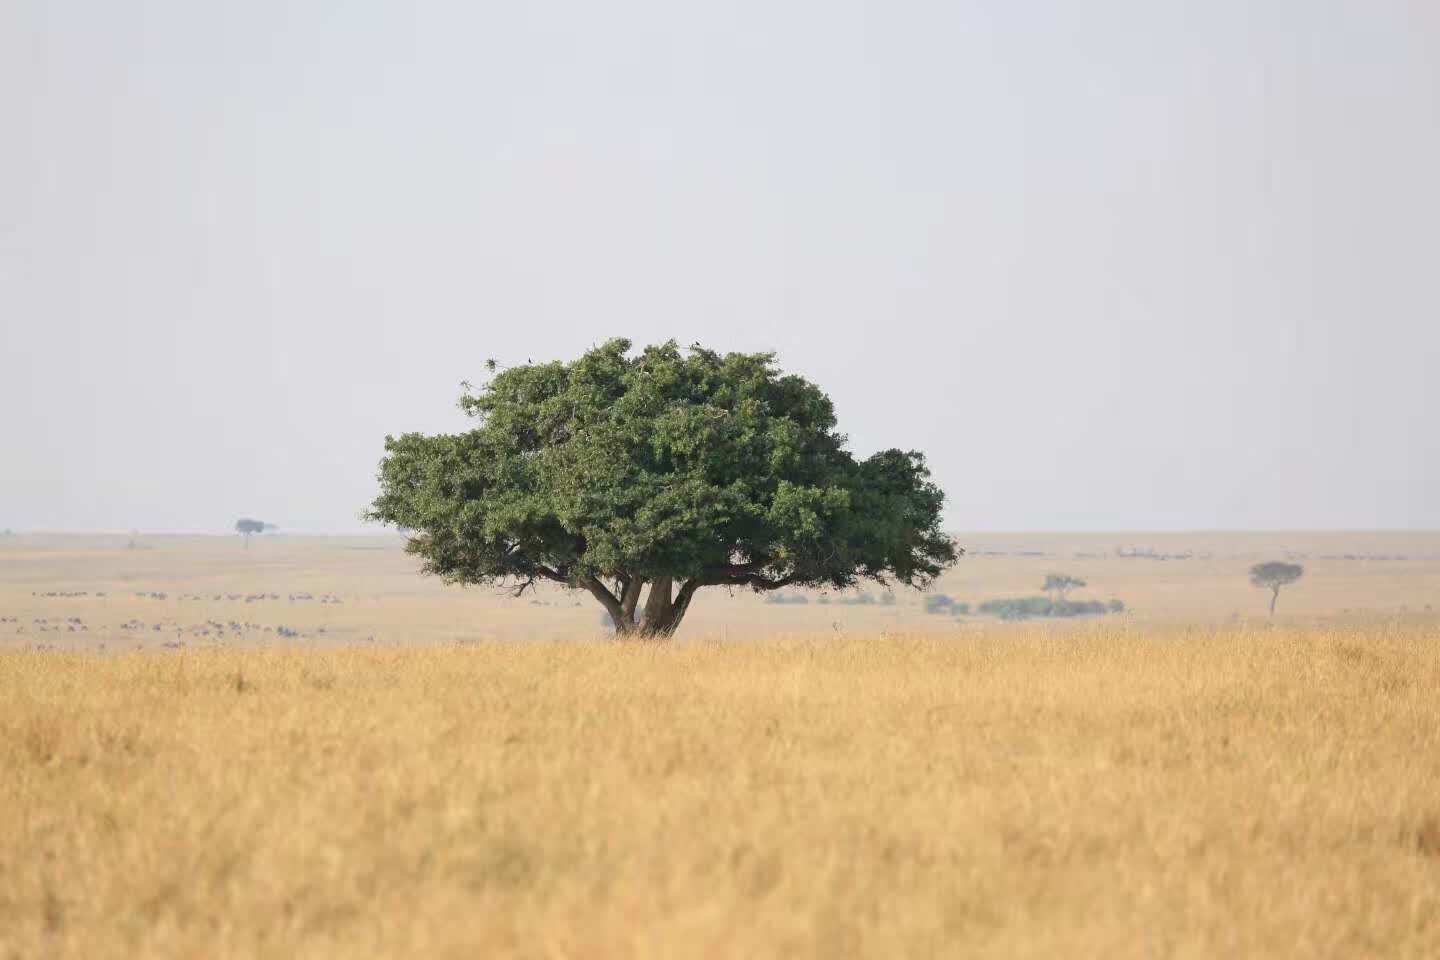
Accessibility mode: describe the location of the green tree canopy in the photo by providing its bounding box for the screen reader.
[235,517,268,546]
[368,339,959,636]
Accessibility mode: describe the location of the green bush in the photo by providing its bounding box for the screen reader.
[977,596,1113,621]
[1054,599,1108,617]
[978,596,1053,620]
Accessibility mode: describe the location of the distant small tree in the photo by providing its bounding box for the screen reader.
[235,518,267,547]
[1249,562,1303,615]
[1042,574,1086,603]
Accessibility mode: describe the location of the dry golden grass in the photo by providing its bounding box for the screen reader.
[4,624,1439,958]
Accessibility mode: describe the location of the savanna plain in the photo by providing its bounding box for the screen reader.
[3,532,1439,958]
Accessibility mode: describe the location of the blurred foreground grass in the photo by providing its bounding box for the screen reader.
[3,624,1439,958]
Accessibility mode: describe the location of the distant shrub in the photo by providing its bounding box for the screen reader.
[838,593,876,606]
[764,593,810,605]
[1053,599,1108,617]
[978,596,1053,620]
[924,594,954,615]
[1108,599,1126,613]
[879,593,897,606]
[924,595,972,615]
[977,596,1114,621]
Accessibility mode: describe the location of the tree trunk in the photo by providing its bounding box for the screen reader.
[586,574,702,638]
[1269,586,1279,616]
[637,577,675,637]
[619,577,645,626]
[654,578,702,637]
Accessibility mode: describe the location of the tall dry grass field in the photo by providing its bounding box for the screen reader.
[4,625,1438,958]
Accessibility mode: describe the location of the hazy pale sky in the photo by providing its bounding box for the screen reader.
[3,0,1437,533]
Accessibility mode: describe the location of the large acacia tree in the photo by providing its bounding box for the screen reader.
[368,340,958,637]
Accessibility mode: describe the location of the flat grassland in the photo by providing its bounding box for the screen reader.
[2,533,1438,957]
[2,530,1438,650]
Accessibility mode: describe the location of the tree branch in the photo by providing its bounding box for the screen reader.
[578,575,625,624]
[670,578,702,629]
[727,573,801,592]
[698,564,800,592]
[714,560,767,577]
[533,565,569,584]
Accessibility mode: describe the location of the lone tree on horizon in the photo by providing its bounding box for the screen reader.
[1249,561,1304,615]
[235,517,268,546]
[368,339,959,637]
